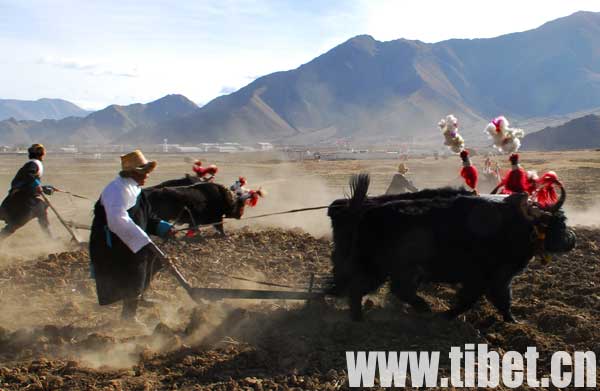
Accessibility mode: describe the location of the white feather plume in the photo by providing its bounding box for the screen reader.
[485,116,525,154]
[438,114,464,153]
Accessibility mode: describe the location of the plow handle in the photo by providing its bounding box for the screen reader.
[41,193,81,244]
[151,244,194,294]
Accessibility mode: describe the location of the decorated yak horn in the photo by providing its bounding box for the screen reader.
[545,181,566,213]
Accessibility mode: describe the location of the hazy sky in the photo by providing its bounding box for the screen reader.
[1,0,599,110]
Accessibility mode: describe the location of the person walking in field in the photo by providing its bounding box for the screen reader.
[89,150,174,325]
[385,163,418,195]
[0,144,55,240]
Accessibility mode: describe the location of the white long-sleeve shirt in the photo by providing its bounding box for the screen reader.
[30,159,44,177]
[100,176,151,253]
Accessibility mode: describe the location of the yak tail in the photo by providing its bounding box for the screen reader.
[349,173,370,210]
[325,173,370,297]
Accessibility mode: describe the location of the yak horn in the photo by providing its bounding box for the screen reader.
[545,181,566,213]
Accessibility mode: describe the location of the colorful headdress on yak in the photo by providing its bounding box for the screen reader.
[239,188,266,207]
[532,171,561,209]
[230,176,247,196]
[495,153,528,194]
[230,176,265,207]
[493,154,562,209]
[192,160,218,181]
[438,114,464,153]
[459,150,478,192]
[485,116,525,154]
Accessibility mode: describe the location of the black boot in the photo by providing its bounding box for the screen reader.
[121,298,144,327]
[38,219,54,240]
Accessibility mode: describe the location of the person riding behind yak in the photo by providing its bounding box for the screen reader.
[89,150,174,325]
[0,143,55,240]
[385,163,418,195]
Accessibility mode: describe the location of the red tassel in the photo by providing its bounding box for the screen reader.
[535,172,559,208]
[193,164,219,177]
[208,165,218,174]
[500,168,528,194]
[244,189,265,207]
[248,196,258,207]
[460,165,479,190]
[185,229,196,238]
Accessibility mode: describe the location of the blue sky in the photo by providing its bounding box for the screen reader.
[1,0,600,110]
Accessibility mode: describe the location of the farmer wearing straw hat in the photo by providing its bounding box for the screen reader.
[385,163,418,195]
[89,150,174,324]
[0,144,55,240]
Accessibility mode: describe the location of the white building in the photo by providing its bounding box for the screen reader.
[172,146,204,153]
[59,145,78,153]
[256,142,274,151]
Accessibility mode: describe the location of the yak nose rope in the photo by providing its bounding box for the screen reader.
[66,204,342,234]
[171,205,332,235]
[532,224,551,264]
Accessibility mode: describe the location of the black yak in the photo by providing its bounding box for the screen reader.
[150,174,204,189]
[328,174,576,323]
[143,182,244,236]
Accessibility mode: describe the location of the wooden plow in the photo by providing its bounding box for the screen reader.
[152,244,326,303]
[64,205,333,302]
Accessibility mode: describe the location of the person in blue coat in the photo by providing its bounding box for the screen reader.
[0,144,55,240]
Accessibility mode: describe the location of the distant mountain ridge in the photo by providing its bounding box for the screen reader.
[0,95,197,145]
[522,114,600,150]
[138,11,600,145]
[0,98,90,121]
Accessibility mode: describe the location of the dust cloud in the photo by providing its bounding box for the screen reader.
[220,163,341,238]
[565,202,600,227]
[0,225,77,267]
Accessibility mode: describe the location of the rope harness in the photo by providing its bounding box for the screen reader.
[532,223,551,264]
[172,205,332,234]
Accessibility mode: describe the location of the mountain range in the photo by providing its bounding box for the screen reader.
[136,10,600,146]
[522,114,600,150]
[0,95,197,145]
[0,98,89,122]
[2,11,600,147]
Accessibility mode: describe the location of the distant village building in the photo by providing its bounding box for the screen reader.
[172,145,204,153]
[256,142,274,151]
[59,145,78,153]
[194,143,241,153]
[207,145,240,153]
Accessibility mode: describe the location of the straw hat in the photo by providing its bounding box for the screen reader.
[397,163,409,174]
[120,150,157,173]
